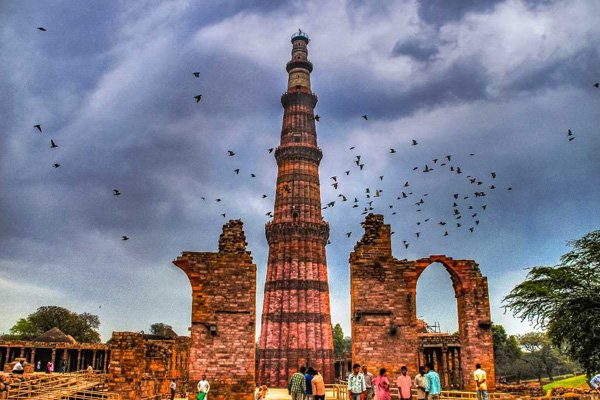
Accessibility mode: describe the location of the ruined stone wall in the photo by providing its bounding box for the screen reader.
[350,214,495,390]
[108,332,147,400]
[173,220,256,400]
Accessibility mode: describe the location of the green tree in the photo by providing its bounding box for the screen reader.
[503,230,600,378]
[333,323,351,357]
[519,332,563,382]
[9,306,101,343]
[150,322,173,336]
[492,324,522,378]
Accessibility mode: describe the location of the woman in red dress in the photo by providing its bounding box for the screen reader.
[373,368,391,400]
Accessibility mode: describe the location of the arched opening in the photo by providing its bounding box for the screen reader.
[415,261,462,389]
[416,262,458,334]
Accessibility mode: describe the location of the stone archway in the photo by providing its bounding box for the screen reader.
[350,215,494,390]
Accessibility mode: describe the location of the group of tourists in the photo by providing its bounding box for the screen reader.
[287,366,327,400]
[346,363,443,400]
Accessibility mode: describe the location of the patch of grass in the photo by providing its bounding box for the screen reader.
[543,375,588,391]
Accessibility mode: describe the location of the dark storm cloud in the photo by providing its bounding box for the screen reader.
[417,0,504,26]
[392,37,439,61]
[1,0,598,339]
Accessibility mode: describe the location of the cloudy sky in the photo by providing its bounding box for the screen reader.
[1,0,598,341]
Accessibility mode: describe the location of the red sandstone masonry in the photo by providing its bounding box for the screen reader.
[173,220,256,400]
[350,214,495,391]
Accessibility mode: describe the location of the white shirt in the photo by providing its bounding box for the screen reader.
[170,381,176,390]
[198,380,210,393]
[13,362,23,371]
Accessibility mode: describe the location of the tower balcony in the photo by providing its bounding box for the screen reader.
[281,91,318,108]
[265,220,330,244]
[291,30,310,43]
[286,60,313,73]
[274,145,323,164]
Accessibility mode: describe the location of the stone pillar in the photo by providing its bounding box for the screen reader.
[92,350,97,370]
[5,347,10,364]
[173,220,256,400]
[77,350,82,371]
[103,351,108,371]
[19,348,25,358]
[51,349,57,366]
[108,332,147,400]
[31,349,36,366]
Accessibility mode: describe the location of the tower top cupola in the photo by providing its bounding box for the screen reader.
[291,29,310,43]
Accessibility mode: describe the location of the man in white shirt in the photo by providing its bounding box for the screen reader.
[170,379,176,400]
[474,364,488,400]
[197,375,210,400]
[589,373,600,390]
[12,360,24,375]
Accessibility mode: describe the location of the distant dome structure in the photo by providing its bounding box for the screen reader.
[33,327,78,344]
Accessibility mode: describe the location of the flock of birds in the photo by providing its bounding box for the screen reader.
[31,25,596,247]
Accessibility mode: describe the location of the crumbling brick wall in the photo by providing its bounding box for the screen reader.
[108,332,147,400]
[350,214,495,390]
[173,220,256,400]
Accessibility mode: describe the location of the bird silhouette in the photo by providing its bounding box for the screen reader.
[314,115,320,122]
[37,27,47,31]
[443,231,448,236]
[346,232,352,238]
[423,165,432,172]
[262,194,268,198]
[234,169,240,174]
[250,173,256,178]
[446,155,452,161]
[404,181,409,187]
[415,232,420,238]
[194,95,202,103]
[50,139,58,148]
[221,213,226,218]
[268,148,274,153]
[121,236,129,241]
[113,189,121,196]
[359,164,364,170]
[331,176,337,182]
[345,170,350,175]
[594,83,599,88]
[227,150,235,156]
[469,227,474,232]
[331,182,339,189]
[411,139,418,146]
[379,176,384,181]
[362,115,368,120]
[52,163,60,168]
[193,72,200,78]
[389,148,396,153]
[215,198,222,202]
[349,146,355,150]
[491,172,496,179]
[34,124,42,133]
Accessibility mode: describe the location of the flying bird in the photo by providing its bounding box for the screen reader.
[411,139,418,146]
[215,198,222,202]
[594,83,599,88]
[362,115,368,120]
[194,95,202,103]
[349,146,355,150]
[491,172,496,179]
[227,150,235,156]
[121,236,129,241]
[443,231,448,236]
[250,173,256,178]
[262,194,268,198]
[314,115,320,122]
[379,175,384,180]
[389,148,396,153]
[346,232,352,238]
[234,169,240,174]
[404,181,409,187]
[193,72,200,78]
[331,176,337,182]
[50,139,58,148]
[345,170,350,175]
[37,27,47,31]
[52,163,60,168]
[268,148,274,153]
[331,182,338,189]
[34,124,42,133]
[113,189,121,196]
[221,213,226,218]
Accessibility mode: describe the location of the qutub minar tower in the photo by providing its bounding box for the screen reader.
[258,30,335,386]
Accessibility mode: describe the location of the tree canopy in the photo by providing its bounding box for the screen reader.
[150,322,174,337]
[503,230,600,376]
[333,323,351,357]
[8,306,101,343]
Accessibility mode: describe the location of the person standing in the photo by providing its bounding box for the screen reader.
[414,366,427,400]
[288,366,307,400]
[396,366,412,400]
[347,363,366,400]
[47,361,54,374]
[36,360,41,371]
[305,367,315,400]
[373,368,391,400]
[169,379,176,400]
[197,375,210,400]
[60,360,66,373]
[311,370,326,400]
[424,363,441,400]
[362,365,374,400]
[474,364,488,400]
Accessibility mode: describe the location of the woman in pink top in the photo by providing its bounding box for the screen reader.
[396,366,412,400]
[373,368,391,400]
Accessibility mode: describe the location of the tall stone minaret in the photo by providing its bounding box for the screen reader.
[258,30,334,387]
